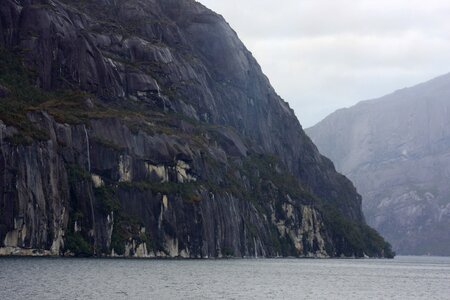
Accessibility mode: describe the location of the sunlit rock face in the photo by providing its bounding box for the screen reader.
[0,0,392,258]
[307,73,450,255]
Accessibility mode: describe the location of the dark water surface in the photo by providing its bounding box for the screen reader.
[0,256,449,299]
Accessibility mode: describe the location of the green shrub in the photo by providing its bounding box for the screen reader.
[320,203,395,258]
[222,247,234,257]
[65,232,93,257]
[94,186,120,214]
[119,181,200,202]
[67,164,91,184]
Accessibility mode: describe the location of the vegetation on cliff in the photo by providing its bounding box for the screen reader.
[0,0,393,258]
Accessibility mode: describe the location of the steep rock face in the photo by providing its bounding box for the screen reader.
[307,74,450,255]
[0,0,392,257]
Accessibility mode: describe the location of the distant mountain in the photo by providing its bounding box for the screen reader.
[307,74,450,255]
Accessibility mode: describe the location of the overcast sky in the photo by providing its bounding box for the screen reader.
[198,0,450,127]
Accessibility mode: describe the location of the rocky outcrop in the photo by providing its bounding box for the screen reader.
[0,0,393,258]
[307,73,450,255]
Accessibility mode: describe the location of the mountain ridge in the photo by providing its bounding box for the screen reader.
[0,0,393,258]
[307,73,450,255]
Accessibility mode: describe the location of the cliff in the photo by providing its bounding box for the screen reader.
[307,73,450,255]
[0,0,393,258]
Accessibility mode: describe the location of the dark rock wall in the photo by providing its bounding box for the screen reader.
[0,112,333,258]
[0,0,392,257]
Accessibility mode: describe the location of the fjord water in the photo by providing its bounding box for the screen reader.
[1,256,448,299]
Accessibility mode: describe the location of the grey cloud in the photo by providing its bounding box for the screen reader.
[199,0,450,126]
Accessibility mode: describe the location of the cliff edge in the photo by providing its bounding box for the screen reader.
[0,0,393,258]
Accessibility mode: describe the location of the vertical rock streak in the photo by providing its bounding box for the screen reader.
[83,125,91,173]
[83,125,96,253]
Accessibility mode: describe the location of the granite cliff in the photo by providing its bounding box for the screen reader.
[307,74,450,255]
[0,0,393,258]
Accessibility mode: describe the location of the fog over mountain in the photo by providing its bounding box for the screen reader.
[307,73,450,255]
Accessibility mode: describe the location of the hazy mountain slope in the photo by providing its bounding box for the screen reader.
[0,0,392,258]
[307,73,450,255]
